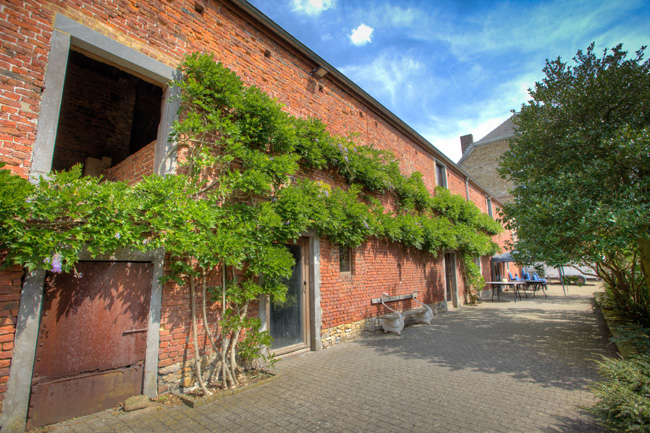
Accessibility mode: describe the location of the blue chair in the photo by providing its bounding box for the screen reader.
[507,273,524,300]
[532,273,546,283]
[531,273,548,298]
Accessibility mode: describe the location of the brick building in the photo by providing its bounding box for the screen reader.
[458,114,517,204]
[458,115,522,282]
[0,0,513,430]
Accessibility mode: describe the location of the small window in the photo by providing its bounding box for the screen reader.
[474,256,482,272]
[486,197,493,217]
[435,161,447,188]
[339,246,352,273]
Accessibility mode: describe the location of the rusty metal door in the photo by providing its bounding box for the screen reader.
[27,261,152,428]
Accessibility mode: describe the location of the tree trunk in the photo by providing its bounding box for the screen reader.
[190,275,211,396]
[201,271,222,384]
[228,301,249,380]
[638,226,650,300]
[220,265,236,388]
[221,334,235,388]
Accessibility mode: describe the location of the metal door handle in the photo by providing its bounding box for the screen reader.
[123,328,148,335]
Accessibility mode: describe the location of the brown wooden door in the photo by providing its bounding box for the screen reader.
[28,261,152,428]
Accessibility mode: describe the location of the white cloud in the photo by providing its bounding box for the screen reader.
[432,0,646,62]
[339,51,428,108]
[291,0,335,16]
[372,5,420,28]
[349,24,374,46]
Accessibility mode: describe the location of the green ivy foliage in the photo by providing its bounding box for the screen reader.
[1,52,502,288]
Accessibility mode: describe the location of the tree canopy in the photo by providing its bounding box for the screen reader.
[498,43,650,322]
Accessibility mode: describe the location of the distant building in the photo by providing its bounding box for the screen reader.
[458,115,517,204]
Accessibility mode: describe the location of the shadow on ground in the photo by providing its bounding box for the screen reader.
[357,288,613,393]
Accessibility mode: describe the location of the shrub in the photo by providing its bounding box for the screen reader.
[590,355,650,432]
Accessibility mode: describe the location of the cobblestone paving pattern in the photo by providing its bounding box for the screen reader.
[42,284,614,433]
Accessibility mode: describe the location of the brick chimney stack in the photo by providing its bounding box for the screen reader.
[460,134,474,155]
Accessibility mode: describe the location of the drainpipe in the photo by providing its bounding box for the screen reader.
[465,177,470,202]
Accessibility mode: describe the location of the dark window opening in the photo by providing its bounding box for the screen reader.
[339,246,352,274]
[52,50,163,175]
[435,162,447,188]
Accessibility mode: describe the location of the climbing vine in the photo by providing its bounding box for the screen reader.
[0,52,501,393]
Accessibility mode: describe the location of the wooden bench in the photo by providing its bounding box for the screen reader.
[371,291,435,335]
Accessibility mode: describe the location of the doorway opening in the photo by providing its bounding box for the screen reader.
[444,252,458,308]
[269,239,310,355]
[52,49,163,179]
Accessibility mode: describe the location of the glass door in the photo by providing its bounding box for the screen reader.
[444,253,457,307]
[270,244,305,349]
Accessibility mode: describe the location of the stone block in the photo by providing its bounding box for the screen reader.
[123,395,152,412]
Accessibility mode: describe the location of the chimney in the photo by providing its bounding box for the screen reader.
[460,134,474,154]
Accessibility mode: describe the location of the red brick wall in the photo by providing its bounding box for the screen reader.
[320,238,446,329]
[0,1,49,178]
[492,202,513,252]
[102,140,155,185]
[0,0,516,403]
[0,264,22,413]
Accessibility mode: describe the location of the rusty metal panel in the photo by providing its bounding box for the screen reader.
[28,365,144,428]
[29,261,153,427]
[33,261,152,379]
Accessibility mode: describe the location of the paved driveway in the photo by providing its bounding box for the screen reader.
[44,284,613,433]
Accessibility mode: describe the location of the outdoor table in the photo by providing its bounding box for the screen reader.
[485,281,527,302]
[522,279,548,298]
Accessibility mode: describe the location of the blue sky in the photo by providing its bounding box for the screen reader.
[246,0,649,162]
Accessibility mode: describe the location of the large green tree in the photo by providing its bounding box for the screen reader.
[499,43,650,323]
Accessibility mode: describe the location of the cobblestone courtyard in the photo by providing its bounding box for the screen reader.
[44,284,613,433]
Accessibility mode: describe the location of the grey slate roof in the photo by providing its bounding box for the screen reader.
[476,114,517,144]
[457,114,517,166]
